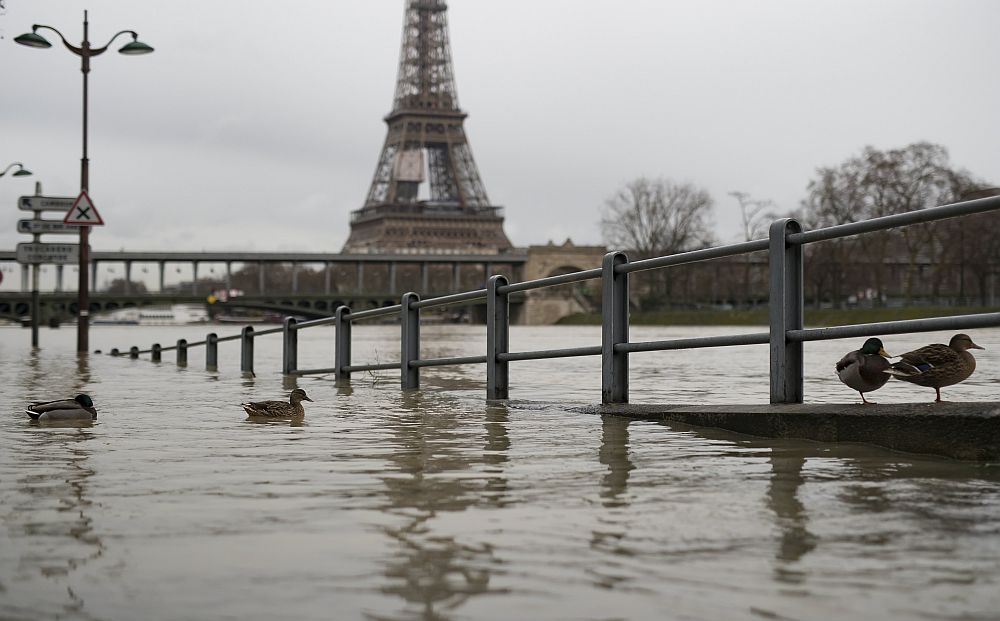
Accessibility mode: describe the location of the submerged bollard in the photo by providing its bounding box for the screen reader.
[282,317,298,375]
[486,275,509,400]
[110,348,120,356]
[334,306,351,384]
[401,292,420,390]
[768,218,804,404]
[602,251,629,404]
[151,343,162,362]
[240,326,254,375]
[176,338,188,367]
[206,333,218,371]
[129,346,139,359]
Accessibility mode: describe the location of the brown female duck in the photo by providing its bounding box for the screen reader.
[885,333,984,402]
[836,337,893,404]
[241,388,313,418]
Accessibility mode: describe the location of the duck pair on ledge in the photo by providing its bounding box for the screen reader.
[837,333,985,404]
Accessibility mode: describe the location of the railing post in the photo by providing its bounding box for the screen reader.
[151,343,161,362]
[401,292,420,390]
[240,326,255,375]
[602,251,630,404]
[334,306,352,385]
[129,346,139,359]
[769,218,804,403]
[282,316,298,375]
[486,274,509,401]
[176,339,188,367]
[206,332,218,371]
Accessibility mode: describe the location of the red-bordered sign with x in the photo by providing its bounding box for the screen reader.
[64,190,105,226]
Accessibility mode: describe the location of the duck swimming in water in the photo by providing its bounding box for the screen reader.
[836,337,893,404]
[26,394,98,421]
[885,333,985,402]
[241,388,313,418]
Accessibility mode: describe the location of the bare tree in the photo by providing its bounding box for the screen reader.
[729,191,777,307]
[601,177,715,259]
[800,142,989,307]
[600,177,714,308]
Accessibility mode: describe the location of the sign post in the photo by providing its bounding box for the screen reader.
[14,189,101,347]
[63,190,104,352]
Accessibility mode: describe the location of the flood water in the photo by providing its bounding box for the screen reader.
[2,324,999,620]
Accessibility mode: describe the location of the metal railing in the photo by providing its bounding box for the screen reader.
[109,195,1000,404]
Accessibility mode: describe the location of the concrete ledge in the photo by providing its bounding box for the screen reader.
[568,402,1000,461]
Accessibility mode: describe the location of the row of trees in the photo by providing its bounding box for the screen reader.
[600,142,999,308]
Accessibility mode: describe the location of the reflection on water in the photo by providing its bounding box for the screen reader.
[1,325,999,620]
[766,452,816,584]
[376,391,498,619]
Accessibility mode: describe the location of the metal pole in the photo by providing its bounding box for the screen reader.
[324,262,331,295]
[334,306,352,384]
[31,264,40,347]
[486,274,509,400]
[176,338,187,366]
[77,11,91,353]
[30,196,41,347]
[769,218,804,403]
[602,251,629,404]
[240,326,254,375]
[282,316,298,375]
[401,292,420,390]
[389,262,397,295]
[206,332,218,370]
[151,342,161,362]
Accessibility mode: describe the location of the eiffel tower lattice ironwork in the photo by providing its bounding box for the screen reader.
[342,0,512,254]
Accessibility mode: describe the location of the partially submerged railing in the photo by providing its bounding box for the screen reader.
[110,195,1000,404]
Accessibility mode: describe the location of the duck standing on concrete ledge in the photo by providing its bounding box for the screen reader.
[885,333,985,402]
[26,394,98,420]
[836,337,893,404]
[241,388,313,418]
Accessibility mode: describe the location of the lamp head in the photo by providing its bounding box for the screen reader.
[14,32,52,48]
[119,40,154,55]
[13,168,33,177]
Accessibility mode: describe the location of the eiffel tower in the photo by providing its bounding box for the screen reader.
[342,0,513,254]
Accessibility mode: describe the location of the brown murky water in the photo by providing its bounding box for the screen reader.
[2,324,999,620]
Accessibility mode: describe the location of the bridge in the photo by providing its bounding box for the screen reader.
[0,243,607,324]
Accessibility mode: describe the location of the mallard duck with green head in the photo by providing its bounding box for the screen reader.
[885,333,985,402]
[836,337,893,404]
[26,394,98,421]
[241,388,313,418]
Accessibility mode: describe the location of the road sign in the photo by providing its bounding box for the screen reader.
[17,219,83,235]
[64,190,104,225]
[15,242,88,265]
[18,195,76,212]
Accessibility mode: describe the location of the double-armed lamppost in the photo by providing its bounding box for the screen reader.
[16,11,153,353]
[0,162,33,179]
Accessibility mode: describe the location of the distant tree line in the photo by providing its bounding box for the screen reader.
[600,142,999,310]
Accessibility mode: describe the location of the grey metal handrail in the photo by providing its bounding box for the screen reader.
[110,194,1000,404]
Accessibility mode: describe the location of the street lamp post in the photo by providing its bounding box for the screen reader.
[16,11,153,353]
[0,162,33,179]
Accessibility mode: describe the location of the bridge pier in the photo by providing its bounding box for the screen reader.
[124,261,132,295]
[56,265,64,292]
[225,262,232,292]
[158,261,165,292]
[324,262,331,295]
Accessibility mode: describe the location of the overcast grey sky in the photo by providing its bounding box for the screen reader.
[2,0,998,260]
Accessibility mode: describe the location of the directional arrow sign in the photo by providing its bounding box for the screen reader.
[17,219,84,235]
[18,195,76,212]
[64,190,104,225]
[16,242,89,265]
